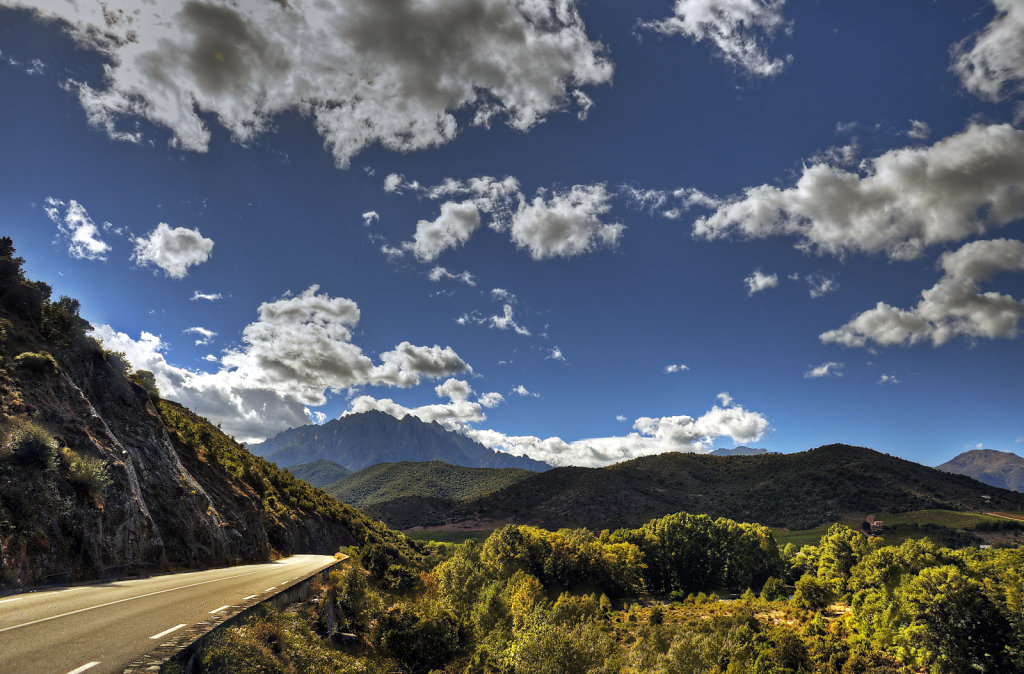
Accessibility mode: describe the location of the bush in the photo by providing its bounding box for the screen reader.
[792,574,833,610]
[61,448,112,500]
[40,295,88,349]
[13,351,58,376]
[761,576,787,601]
[3,420,58,469]
[130,369,161,401]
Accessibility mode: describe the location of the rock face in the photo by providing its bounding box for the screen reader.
[938,449,1024,493]
[0,240,369,588]
[251,410,551,472]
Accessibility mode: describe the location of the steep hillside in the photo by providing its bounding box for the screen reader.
[0,238,411,588]
[323,461,533,528]
[938,449,1024,493]
[286,458,351,487]
[250,411,551,472]
[437,444,1024,531]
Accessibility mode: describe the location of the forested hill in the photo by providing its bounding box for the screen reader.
[938,449,1024,493]
[250,410,551,472]
[442,444,1024,531]
[286,458,351,487]
[0,238,413,587]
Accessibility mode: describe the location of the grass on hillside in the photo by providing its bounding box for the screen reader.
[403,528,498,544]
[772,508,1017,548]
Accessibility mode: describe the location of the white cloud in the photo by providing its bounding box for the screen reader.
[477,392,505,408]
[641,0,791,78]
[744,270,778,296]
[489,304,531,336]
[405,201,480,262]
[806,273,838,298]
[717,392,734,407]
[878,374,899,384]
[821,238,1024,348]
[132,223,214,279]
[44,198,111,261]
[616,414,627,422]
[694,124,1024,261]
[907,119,931,140]
[345,395,487,432]
[665,363,689,373]
[466,395,770,467]
[361,211,380,226]
[191,291,222,301]
[306,409,327,425]
[435,377,473,402]
[950,0,1024,102]
[508,184,623,259]
[203,354,218,362]
[512,385,539,398]
[547,346,566,361]
[185,326,216,346]
[804,361,843,379]
[93,285,470,442]
[491,288,517,303]
[9,0,611,167]
[380,244,405,259]
[428,266,476,286]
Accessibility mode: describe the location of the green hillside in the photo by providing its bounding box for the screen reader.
[325,460,533,509]
[439,444,1024,531]
[285,458,351,487]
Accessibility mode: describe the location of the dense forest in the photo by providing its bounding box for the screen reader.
[192,513,1024,673]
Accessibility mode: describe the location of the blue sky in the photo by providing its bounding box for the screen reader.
[1,0,1022,467]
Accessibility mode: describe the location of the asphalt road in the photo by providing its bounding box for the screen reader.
[0,554,338,674]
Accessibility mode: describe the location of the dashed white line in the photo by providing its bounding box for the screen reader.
[243,594,258,600]
[149,623,187,640]
[264,586,276,592]
[65,662,100,674]
[0,568,267,635]
[209,605,232,614]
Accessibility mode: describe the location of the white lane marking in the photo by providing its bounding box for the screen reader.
[209,605,232,614]
[149,623,187,640]
[0,568,267,634]
[264,586,276,592]
[65,662,100,674]
[0,587,84,605]
[243,595,258,600]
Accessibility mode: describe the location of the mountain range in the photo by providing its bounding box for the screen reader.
[250,411,551,472]
[938,449,1024,493]
[356,444,1024,531]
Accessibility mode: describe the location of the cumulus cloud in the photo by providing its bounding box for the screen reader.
[512,384,540,397]
[547,346,566,361]
[405,201,480,262]
[508,184,623,259]
[806,273,838,298]
[665,363,689,373]
[93,285,470,441]
[491,288,517,303]
[345,395,487,431]
[907,119,931,140]
[878,374,899,384]
[191,291,222,301]
[821,238,1024,348]
[465,394,770,467]
[361,211,380,226]
[435,377,473,402]
[185,326,216,346]
[8,0,611,167]
[744,270,778,296]
[477,392,505,408]
[640,0,792,78]
[694,124,1024,261]
[44,197,111,260]
[616,414,627,422]
[458,303,531,337]
[132,223,214,279]
[428,266,476,286]
[950,0,1024,102]
[804,361,843,378]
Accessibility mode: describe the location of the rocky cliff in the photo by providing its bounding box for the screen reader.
[0,238,399,588]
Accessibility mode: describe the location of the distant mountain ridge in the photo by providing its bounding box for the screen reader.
[710,446,771,457]
[251,411,551,472]
[286,458,351,487]
[375,444,1024,531]
[938,449,1024,493]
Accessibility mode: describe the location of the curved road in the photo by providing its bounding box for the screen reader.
[0,554,338,674]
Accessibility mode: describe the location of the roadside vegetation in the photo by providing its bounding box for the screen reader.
[193,513,1024,673]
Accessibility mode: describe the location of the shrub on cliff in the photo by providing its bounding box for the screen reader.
[2,420,58,469]
[61,447,112,501]
[13,351,58,376]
